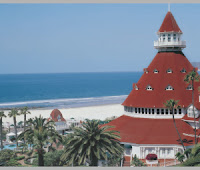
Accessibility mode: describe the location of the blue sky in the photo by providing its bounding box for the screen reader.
[0,4,200,74]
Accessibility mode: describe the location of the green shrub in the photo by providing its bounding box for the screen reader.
[15,156,25,160]
[5,159,21,166]
[182,156,200,166]
[131,154,146,167]
[0,149,16,163]
[32,150,64,166]
[24,158,31,165]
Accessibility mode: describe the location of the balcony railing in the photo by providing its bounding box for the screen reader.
[55,124,69,131]
[154,41,186,48]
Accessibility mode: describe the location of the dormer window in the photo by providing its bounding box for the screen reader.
[146,85,153,91]
[153,69,159,73]
[165,85,174,91]
[144,68,148,74]
[167,68,173,73]
[135,85,139,90]
[186,84,193,90]
[181,68,186,73]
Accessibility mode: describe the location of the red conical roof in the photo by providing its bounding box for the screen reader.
[48,109,66,122]
[158,11,182,33]
[122,52,200,110]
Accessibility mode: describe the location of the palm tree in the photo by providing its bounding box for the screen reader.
[164,99,186,151]
[20,107,31,132]
[60,119,124,166]
[8,108,20,147]
[17,115,62,166]
[0,111,6,150]
[184,70,200,145]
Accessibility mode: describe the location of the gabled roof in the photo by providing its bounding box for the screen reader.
[48,109,66,122]
[105,115,199,146]
[158,11,182,33]
[122,52,200,110]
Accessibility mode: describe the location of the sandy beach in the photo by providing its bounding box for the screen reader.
[3,104,125,124]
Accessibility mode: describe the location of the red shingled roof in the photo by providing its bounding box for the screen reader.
[105,115,199,146]
[158,11,182,33]
[48,109,66,122]
[122,52,200,110]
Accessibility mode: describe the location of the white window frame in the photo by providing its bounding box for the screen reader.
[165,85,174,91]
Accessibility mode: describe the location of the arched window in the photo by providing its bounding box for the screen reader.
[166,68,173,73]
[153,69,159,73]
[186,84,193,90]
[146,85,153,91]
[181,68,186,73]
[165,85,174,91]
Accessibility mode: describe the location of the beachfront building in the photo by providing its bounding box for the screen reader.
[106,11,200,167]
[48,109,68,134]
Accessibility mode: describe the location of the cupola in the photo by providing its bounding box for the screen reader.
[154,11,186,52]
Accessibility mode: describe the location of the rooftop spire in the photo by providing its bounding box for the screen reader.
[168,3,170,12]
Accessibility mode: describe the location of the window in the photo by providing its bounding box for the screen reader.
[152,109,155,114]
[157,109,160,114]
[166,109,168,114]
[153,69,159,73]
[138,108,141,113]
[173,34,176,41]
[149,108,151,114]
[161,109,164,114]
[174,109,177,114]
[146,85,153,91]
[135,108,138,113]
[170,110,172,114]
[179,109,182,114]
[142,108,144,114]
[167,68,173,73]
[135,85,139,90]
[57,115,61,121]
[168,34,171,42]
[181,68,186,73]
[186,85,193,90]
[165,85,174,91]
[145,108,148,114]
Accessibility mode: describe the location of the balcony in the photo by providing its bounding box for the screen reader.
[154,40,186,49]
[55,124,69,131]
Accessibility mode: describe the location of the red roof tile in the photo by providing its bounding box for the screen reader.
[106,115,199,146]
[122,52,200,110]
[48,109,66,122]
[158,11,182,33]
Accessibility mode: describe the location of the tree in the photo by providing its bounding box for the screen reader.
[32,150,64,166]
[20,107,31,132]
[184,70,200,145]
[0,111,6,150]
[17,115,62,166]
[181,144,200,166]
[8,108,20,147]
[60,119,124,166]
[164,99,186,151]
[131,154,146,167]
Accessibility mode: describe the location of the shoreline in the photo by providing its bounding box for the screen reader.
[3,103,124,124]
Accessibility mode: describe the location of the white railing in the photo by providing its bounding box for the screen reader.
[154,41,186,48]
[56,124,69,131]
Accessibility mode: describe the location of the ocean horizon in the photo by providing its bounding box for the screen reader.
[0,72,142,109]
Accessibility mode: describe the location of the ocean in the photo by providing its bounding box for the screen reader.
[0,72,142,109]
